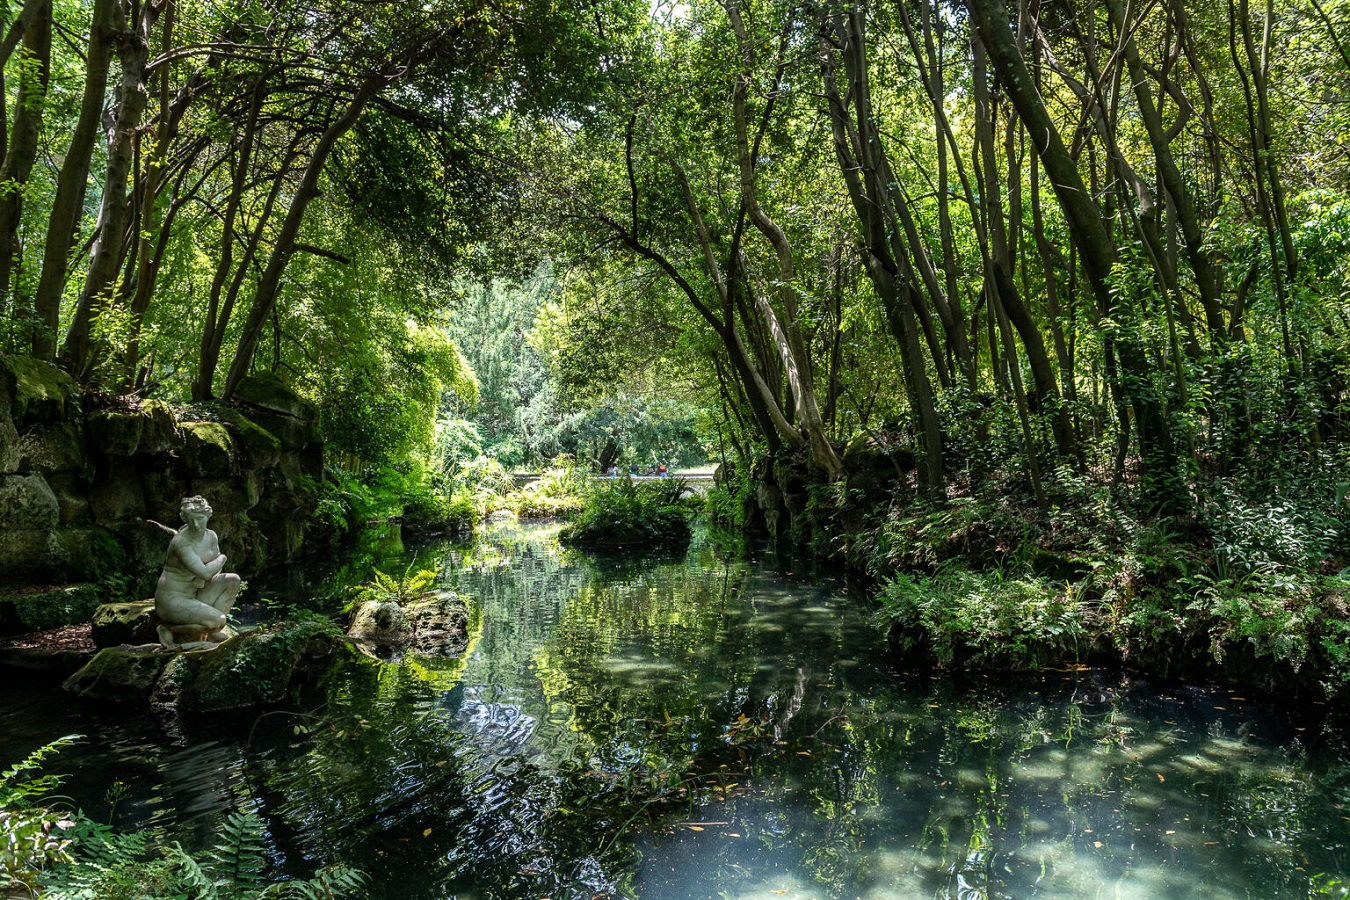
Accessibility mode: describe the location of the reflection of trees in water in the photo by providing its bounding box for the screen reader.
[207,522,1350,899]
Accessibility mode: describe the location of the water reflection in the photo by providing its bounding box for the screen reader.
[2,519,1350,898]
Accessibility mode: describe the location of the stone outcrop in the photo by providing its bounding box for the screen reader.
[90,601,159,647]
[347,590,470,660]
[0,358,325,631]
[64,619,346,712]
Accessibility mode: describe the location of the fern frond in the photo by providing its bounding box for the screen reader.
[207,811,268,893]
[258,866,368,899]
[0,735,82,806]
[168,843,219,900]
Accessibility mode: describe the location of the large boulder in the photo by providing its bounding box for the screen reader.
[231,373,319,453]
[0,355,80,429]
[0,475,62,581]
[347,590,470,660]
[0,474,59,531]
[137,400,179,455]
[85,410,144,458]
[151,620,347,712]
[212,407,281,468]
[91,601,159,648]
[63,644,175,703]
[181,421,236,476]
[89,464,148,521]
[16,421,89,477]
[64,619,348,712]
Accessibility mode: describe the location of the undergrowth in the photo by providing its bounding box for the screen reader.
[869,453,1350,696]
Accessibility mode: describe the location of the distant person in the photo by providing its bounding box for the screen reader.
[658,463,668,477]
[629,463,639,477]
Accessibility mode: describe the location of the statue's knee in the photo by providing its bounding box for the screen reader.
[211,612,227,630]
[223,573,241,587]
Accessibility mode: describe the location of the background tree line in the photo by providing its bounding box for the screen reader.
[536,0,1350,521]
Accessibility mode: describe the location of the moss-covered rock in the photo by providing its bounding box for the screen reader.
[181,421,236,476]
[89,466,147,521]
[91,601,158,648]
[63,644,174,702]
[16,421,89,476]
[0,355,80,428]
[86,410,144,458]
[0,414,18,475]
[45,472,91,523]
[0,584,100,636]
[212,407,281,467]
[0,473,59,531]
[137,400,179,455]
[188,475,257,516]
[154,619,346,712]
[0,529,59,583]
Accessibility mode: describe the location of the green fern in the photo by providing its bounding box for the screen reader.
[168,842,220,899]
[347,562,443,611]
[258,866,368,899]
[0,734,81,807]
[42,808,367,900]
[208,811,268,894]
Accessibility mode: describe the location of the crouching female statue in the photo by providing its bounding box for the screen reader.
[154,496,240,649]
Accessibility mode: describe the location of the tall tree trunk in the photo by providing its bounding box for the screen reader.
[966,0,1182,511]
[819,10,944,495]
[61,0,159,379]
[971,30,1074,460]
[0,0,50,319]
[31,0,116,361]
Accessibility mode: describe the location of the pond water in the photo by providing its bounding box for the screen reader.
[4,520,1350,898]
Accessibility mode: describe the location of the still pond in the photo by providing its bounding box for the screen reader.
[3,520,1350,899]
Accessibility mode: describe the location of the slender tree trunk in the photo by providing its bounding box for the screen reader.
[61,0,159,379]
[31,0,115,361]
[966,0,1182,510]
[0,0,50,320]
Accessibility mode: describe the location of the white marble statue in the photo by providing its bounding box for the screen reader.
[154,496,240,650]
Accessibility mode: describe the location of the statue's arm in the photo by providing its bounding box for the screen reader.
[170,536,225,580]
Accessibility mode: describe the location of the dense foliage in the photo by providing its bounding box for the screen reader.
[4,0,1350,679]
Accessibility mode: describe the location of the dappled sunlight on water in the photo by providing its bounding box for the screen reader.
[3,519,1350,898]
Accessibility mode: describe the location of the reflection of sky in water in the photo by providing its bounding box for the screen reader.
[3,519,1350,899]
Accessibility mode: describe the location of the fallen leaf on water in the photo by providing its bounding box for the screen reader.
[1156,773,1165,782]
[423,828,433,837]
[1166,830,1176,835]
[1093,841,1103,848]
[728,833,742,838]
[688,826,704,832]
[796,751,812,757]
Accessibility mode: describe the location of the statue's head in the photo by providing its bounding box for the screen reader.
[180,495,213,522]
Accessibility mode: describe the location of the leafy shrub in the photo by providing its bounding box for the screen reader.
[560,477,696,549]
[702,478,749,528]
